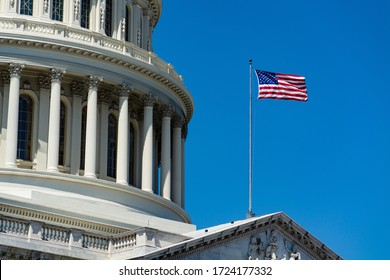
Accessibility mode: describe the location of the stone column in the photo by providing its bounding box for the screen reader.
[47,69,65,172]
[172,116,183,206]
[0,72,10,167]
[160,106,173,200]
[35,76,51,171]
[5,63,24,168]
[70,82,84,175]
[141,95,156,192]
[84,75,102,178]
[116,85,130,185]
[181,134,186,208]
[0,84,2,136]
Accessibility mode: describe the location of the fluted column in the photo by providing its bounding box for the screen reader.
[35,76,51,171]
[5,63,24,168]
[181,135,186,208]
[160,106,173,200]
[47,69,65,172]
[141,95,156,192]
[0,72,10,167]
[116,85,130,185]
[172,116,184,206]
[84,75,102,178]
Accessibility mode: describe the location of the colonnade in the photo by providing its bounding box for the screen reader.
[3,0,155,51]
[0,63,186,207]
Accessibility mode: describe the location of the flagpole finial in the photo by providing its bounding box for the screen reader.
[249,59,252,65]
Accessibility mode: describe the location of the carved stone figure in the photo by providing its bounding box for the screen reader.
[248,236,263,260]
[284,238,301,260]
[265,230,278,260]
[289,252,301,260]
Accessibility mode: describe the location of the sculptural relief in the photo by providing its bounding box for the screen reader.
[248,236,264,260]
[265,230,278,260]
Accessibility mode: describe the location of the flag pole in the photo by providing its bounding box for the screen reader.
[247,59,255,218]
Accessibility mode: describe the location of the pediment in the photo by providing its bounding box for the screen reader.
[141,212,341,260]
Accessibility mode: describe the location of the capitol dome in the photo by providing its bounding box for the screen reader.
[0,0,196,259]
[0,1,340,261]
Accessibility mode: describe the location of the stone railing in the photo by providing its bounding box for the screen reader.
[82,233,110,251]
[0,215,141,259]
[112,233,137,251]
[0,18,184,83]
[0,216,29,236]
[42,225,70,244]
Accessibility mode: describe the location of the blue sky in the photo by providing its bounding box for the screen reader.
[153,0,390,260]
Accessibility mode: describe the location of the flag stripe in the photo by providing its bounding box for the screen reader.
[259,91,308,99]
[258,95,308,101]
[255,69,308,102]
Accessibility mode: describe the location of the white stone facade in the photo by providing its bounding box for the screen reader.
[0,1,341,260]
[0,0,194,244]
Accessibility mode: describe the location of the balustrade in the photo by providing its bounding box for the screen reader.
[0,217,29,236]
[42,226,70,243]
[0,18,183,84]
[0,214,154,258]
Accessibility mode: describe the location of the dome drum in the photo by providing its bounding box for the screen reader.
[0,0,194,233]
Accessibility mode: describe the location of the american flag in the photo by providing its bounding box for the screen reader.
[255,70,308,102]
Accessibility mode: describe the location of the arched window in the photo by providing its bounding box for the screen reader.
[58,102,66,166]
[51,0,63,21]
[125,6,130,42]
[129,122,135,185]
[138,14,143,47]
[105,0,113,36]
[20,0,34,16]
[107,114,117,178]
[17,95,33,161]
[80,106,87,170]
[80,0,91,29]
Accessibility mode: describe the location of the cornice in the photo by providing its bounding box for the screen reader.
[0,203,127,235]
[145,213,341,260]
[148,0,162,27]
[0,36,193,122]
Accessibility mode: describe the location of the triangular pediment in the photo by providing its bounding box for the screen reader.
[139,212,341,260]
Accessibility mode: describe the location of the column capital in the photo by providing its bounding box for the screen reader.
[173,115,185,128]
[38,76,51,89]
[9,63,25,78]
[117,84,133,98]
[161,105,173,118]
[87,75,103,89]
[51,68,66,82]
[143,94,158,107]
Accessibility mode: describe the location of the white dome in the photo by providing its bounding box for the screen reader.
[0,0,194,237]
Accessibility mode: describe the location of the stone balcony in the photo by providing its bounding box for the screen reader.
[0,214,188,260]
[0,16,194,120]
